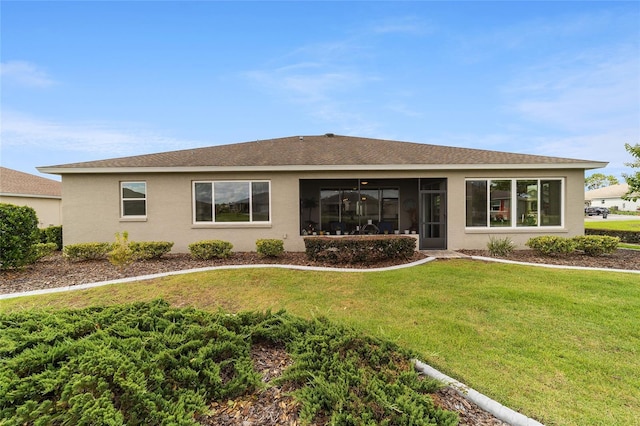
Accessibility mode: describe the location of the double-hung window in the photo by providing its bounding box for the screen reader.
[466,178,563,228]
[193,181,270,223]
[121,182,147,217]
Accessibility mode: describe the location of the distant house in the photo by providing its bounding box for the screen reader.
[585,183,640,212]
[0,167,62,227]
[38,134,606,252]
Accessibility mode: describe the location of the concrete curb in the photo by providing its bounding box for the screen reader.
[413,359,544,426]
[470,256,640,274]
[0,256,436,300]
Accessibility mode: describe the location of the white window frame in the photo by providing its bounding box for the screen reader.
[192,180,271,224]
[120,181,147,219]
[465,178,564,229]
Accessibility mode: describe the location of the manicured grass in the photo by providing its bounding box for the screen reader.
[584,219,640,232]
[620,243,640,250]
[1,261,638,425]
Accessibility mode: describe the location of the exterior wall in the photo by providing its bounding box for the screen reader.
[0,195,62,227]
[588,197,640,212]
[61,167,588,252]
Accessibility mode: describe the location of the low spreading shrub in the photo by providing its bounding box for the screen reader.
[63,242,113,261]
[304,236,415,264]
[255,239,284,257]
[525,236,576,256]
[573,235,619,256]
[487,236,515,257]
[0,203,41,269]
[188,239,233,260]
[0,301,457,426]
[130,241,174,260]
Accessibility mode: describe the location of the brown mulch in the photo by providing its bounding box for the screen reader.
[3,249,635,425]
[0,251,428,295]
[458,248,640,270]
[194,341,507,426]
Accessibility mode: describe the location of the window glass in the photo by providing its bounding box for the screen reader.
[194,181,270,223]
[490,180,511,227]
[215,182,250,222]
[195,182,213,222]
[122,182,146,217]
[251,181,270,222]
[516,180,538,226]
[465,180,487,227]
[541,180,562,226]
[465,178,562,228]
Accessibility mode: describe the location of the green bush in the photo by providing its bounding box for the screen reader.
[0,203,40,269]
[256,239,284,257]
[63,242,113,261]
[487,236,515,257]
[31,242,57,261]
[43,225,63,250]
[188,240,233,260]
[0,301,457,426]
[304,236,415,264]
[108,232,135,268]
[585,229,640,244]
[573,235,620,256]
[130,241,174,260]
[525,236,576,256]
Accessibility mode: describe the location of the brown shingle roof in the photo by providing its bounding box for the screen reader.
[0,167,62,197]
[39,135,604,171]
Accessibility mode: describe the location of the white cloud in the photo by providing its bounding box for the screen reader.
[506,47,639,133]
[0,110,202,161]
[0,61,57,88]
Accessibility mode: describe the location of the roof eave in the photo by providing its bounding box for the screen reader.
[38,162,608,175]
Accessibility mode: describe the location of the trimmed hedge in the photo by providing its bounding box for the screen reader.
[32,242,57,261]
[256,239,284,257]
[304,236,416,264]
[0,203,41,269]
[188,240,233,260]
[130,241,174,260]
[63,242,113,261]
[585,229,640,244]
[525,236,576,256]
[573,235,619,256]
[526,235,621,257]
[41,225,63,250]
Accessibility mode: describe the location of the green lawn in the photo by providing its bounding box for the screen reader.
[584,219,640,232]
[1,261,638,425]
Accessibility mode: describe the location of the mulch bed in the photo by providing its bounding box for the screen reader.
[458,248,640,270]
[3,249,635,425]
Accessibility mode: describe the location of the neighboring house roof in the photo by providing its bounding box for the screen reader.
[0,167,62,198]
[585,183,636,200]
[37,134,607,174]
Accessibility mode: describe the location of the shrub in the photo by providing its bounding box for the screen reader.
[573,235,619,256]
[487,236,515,257]
[256,239,284,257]
[525,236,576,256]
[188,239,233,260]
[31,242,57,261]
[107,232,134,268]
[585,229,640,244]
[130,241,174,260]
[0,203,40,269]
[43,225,63,250]
[304,236,415,264]
[63,242,112,261]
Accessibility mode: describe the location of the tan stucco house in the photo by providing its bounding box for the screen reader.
[37,134,607,252]
[0,167,62,227]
